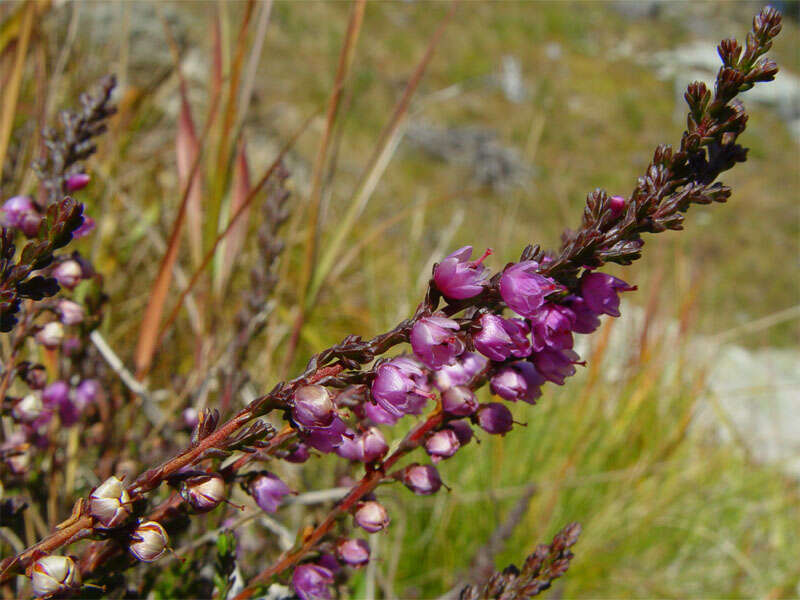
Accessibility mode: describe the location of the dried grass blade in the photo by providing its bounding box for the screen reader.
[309,1,458,305]
[207,0,255,248]
[176,89,204,266]
[0,0,34,176]
[151,108,321,362]
[133,86,222,378]
[217,136,252,293]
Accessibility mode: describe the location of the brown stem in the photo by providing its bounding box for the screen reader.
[233,409,444,600]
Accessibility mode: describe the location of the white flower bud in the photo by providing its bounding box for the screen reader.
[36,322,64,349]
[30,555,81,596]
[129,520,169,562]
[57,299,84,326]
[183,474,225,512]
[13,394,43,423]
[89,476,131,528]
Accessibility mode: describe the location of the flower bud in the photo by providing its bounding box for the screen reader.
[400,463,442,495]
[531,347,582,385]
[579,272,635,318]
[447,420,474,446]
[473,314,532,361]
[249,472,291,514]
[490,362,544,404]
[441,386,478,416]
[2,196,40,237]
[129,520,169,562]
[354,501,390,533]
[182,407,199,428]
[52,260,84,290]
[609,195,626,218]
[30,555,81,596]
[336,538,370,567]
[284,442,310,463]
[183,474,226,512]
[433,246,491,300]
[499,261,561,318]
[36,322,64,348]
[13,394,43,423]
[425,429,460,462]
[292,564,334,600]
[293,385,335,428]
[410,316,464,369]
[336,427,388,463]
[530,303,576,351]
[434,352,487,390]
[89,476,131,528]
[57,299,84,326]
[66,173,90,192]
[75,379,101,410]
[370,358,429,420]
[22,364,47,390]
[476,402,514,435]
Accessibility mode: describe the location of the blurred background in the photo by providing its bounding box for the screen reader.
[1,1,798,597]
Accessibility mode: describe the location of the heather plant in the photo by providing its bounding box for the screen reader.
[0,4,790,600]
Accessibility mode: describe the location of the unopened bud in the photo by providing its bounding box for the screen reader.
[354,501,390,533]
[30,555,81,597]
[399,463,442,496]
[249,472,291,514]
[425,429,460,462]
[66,173,90,192]
[441,386,478,416]
[13,394,43,423]
[36,322,64,349]
[129,520,169,562]
[90,476,131,528]
[52,260,83,290]
[336,538,370,567]
[183,474,225,512]
[292,385,335,428]
[57,299,84,326]
[475,402,513,435]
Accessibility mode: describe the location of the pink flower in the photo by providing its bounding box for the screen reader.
[433,246,491,300]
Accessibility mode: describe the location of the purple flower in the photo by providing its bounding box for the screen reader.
[564,295,601,334]
[364,401,401,426]
[434,352,487,390]
[284,443,311,463]
[2,196,40,236]
[530,303,576,350]
[182,407,199,429]
[410,316,464,369]
[473,314,532,361]
[490,361,545,404]
[475,402,514,435]
[43,381,70,409]
[447,420,474,446]
[433,246,491,300]
[249,472,291,513]
[72,216,95,239]
[580,272,635,318]
[441,385,478,416]
[336,427,388,463]
[57,300,84,326]
[499,261,561,318]
[66,173,90,192]
[425,429,460,462]
[336,538,370,568]
[400,464,442,495]
[609,195,626,218]
[370,358,429,419]
[531,348,582,385]
[52,260,83,290]
[293,385,347,452]
[304,418,348,453]
[354,501,390,533]
[292,564,334,600]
